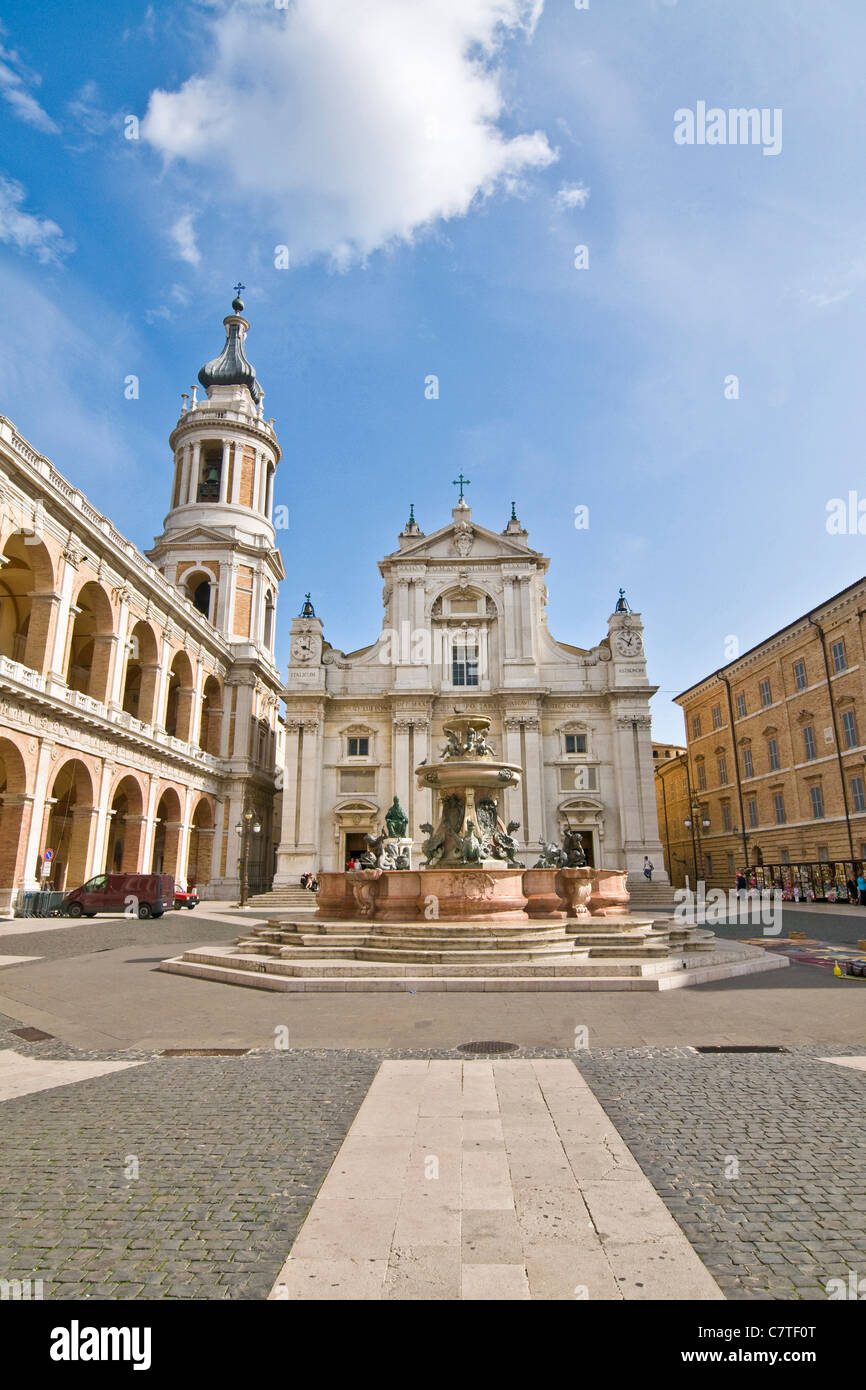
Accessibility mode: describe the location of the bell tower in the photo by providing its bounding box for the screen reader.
[148,288,285,664]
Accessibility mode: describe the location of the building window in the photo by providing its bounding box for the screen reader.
[760,678,772,707]
[831,639,847,673]
[851,776,866,814]
[696,762,706,790]
[742,747,754,778]
[810,785,824,819]
[781,849,790,865]
[712,704,722,730]
[773,792,786,825]
[803,725,816,761]
[705,854,712,876]
[717,755,728,785]
[818,845,829,863]
[692,715,702,738]
[727,853,735,874]
[793,659,806,691]
[747,798,758,828]
[842,709,858,749]
[736,692,746,718]
[767,738,780,772]
[347,737,369,757]
[452,642,479,687]
[564,733,587,754]
[722,803,732,832]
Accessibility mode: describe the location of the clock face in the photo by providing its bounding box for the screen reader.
[615,629,643,657]
[291,635,315,662]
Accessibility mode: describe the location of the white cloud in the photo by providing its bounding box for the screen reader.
[142,0,555,264]
[0,177,72,263]
[0,31,58,133]
[170,211,201,265]
[554,181,590,210]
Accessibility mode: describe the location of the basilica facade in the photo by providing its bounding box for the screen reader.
[0,293,283,911]
[276,497,668,887]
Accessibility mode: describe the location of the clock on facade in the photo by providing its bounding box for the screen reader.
[614,629,643,657]
[291,635,316,662]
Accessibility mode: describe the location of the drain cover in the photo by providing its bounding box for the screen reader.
[457,1040,519,1055]
[11,1026,54,1042]
[160,1048,249,1057]
[694,1045,786,1053]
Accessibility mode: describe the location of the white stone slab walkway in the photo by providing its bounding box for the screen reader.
[270,1059,723,1301]
[0,1049,143,1102]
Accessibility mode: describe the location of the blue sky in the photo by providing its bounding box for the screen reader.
[1,0,865,742]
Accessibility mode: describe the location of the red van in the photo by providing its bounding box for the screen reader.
[62,873,174,919]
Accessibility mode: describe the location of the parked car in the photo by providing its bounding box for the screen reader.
[62,873,174,920]
[173,885,200,910]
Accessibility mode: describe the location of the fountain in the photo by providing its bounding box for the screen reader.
[161,711,789,992]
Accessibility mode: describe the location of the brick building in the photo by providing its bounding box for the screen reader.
[0,292,283,912]
[667,577,866,897]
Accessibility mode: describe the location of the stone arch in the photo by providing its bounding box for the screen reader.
[45,758,96,890]
[164,649,195,741]
[187,796,215,890]
[184,567,217,622]
[199,674,223,755]
[0,736,31,905]
[263,590,275,652]
[104,772,146,874]
[427,581,498,620]
[0,533,57,673]
[151,785,183,876]
[122,620,160,724]
[66,580,116,702]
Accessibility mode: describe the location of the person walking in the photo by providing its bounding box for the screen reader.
[857,872,866,906]
[736,871,747,895]
[643,857,653,881]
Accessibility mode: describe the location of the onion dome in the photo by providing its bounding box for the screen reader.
[197,287,263,403]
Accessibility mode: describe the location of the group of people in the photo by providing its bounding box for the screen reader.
[734,869,866,905]
[299,872,319,892]
[346,857,363,871]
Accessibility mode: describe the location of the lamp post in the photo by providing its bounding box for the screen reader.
[684,798,711,887]
[235,805,262,908]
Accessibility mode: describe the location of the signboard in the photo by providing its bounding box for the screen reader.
[43,848,54,861]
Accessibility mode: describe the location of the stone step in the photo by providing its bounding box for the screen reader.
[174,947,669,978]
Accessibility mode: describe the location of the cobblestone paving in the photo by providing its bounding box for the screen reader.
[0,1046,379,1300]
[576,1047,866,1301]
[1,1004,863,1301]
[0,913,236,962]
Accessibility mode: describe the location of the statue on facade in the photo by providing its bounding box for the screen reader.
[359,827,390,869]
[459,822,483,864]
[490,820,522,868]
[419,822,447,867]
[385,795,409,839]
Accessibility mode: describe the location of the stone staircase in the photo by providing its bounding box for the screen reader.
[243,885,317,912]
[159,912,786,992]
[625,879,677,911]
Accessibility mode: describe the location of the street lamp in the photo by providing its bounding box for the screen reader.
[235,805,262,908]
[684,799,711,886]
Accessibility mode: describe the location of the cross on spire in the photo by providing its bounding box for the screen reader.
[233,282,245,299]
[452,472,471,502]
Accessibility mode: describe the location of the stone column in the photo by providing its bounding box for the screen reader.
[154,632,173,730]
[47,553,78,683]
[0,793,34,912]
[108,596,131,711]
[187,442,200,505]
[503,719,524,829]
[393,720,410,824]
[68,805,98,886]
[140,775,159,871]
[176,786,195,886]
[24,591,61,675]
[90,760,116,876]
[520,578,534,661]
[522,716,545,846]
[21,739,55,891]
[220,440,232,504]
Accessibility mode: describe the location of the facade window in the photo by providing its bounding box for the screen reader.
[692,715,702,738]
[717,755,728,785]
[564,733,587,754]
[803,726,816,761]
[736,692,746,718]
[767,738,780,772]
[727,853,735,875]
[696,762,707,790]
[810,784,824,819]
[831,639,847,673]
[760,678,772,707]
[747,798,758,828]
[781,849,790,865]
[452,642,479,687]
[722,803,732,832]
[842,709,857,749]
[773,792,786,825]
[705,854,712,876]
[793,660,806,691]
[818,845,829,863]
[347,737,369,757]
[712,704,722,730]
[852,776,866,814]
[742,747,754,778]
